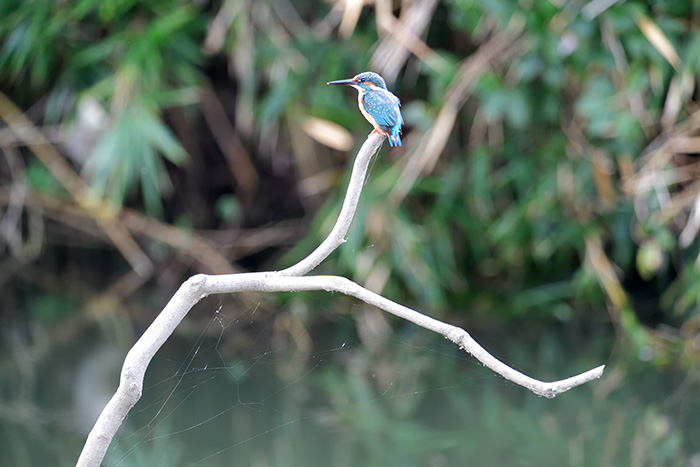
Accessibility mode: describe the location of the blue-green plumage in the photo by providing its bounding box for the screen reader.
[327,71,403,147]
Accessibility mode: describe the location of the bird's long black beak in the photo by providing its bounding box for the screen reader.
[327,78,355,86]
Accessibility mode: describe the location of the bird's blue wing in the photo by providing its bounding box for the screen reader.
[361,89,403,133]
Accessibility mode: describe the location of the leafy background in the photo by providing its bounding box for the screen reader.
[1,0,700,465]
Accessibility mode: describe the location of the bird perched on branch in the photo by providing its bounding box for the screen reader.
[327,71,403,147]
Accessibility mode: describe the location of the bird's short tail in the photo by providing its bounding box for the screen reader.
[388,126,402,147]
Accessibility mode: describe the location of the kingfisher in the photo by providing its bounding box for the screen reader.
[327,71,403,147]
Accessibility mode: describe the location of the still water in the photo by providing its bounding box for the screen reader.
[1,295,698,466]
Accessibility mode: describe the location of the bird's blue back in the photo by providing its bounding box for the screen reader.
[361,88,403,147]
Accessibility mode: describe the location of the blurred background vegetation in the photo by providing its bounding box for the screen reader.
[2,0,700,465]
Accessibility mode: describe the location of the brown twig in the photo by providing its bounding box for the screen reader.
[389,23,526,204]
[200,88,259,206]
[0,187,240,276]
[371,0,447,81]
[0,91,154,276]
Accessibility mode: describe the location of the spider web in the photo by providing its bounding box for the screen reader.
[104,298,502,466]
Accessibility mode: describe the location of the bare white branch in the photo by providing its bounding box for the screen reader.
[76,132,604,467]
[279,132,384,276]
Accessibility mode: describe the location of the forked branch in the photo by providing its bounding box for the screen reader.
[76,132,604,467]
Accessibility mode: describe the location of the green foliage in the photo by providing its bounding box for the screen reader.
[3,0,700,370]
[28,292,77,322]
[1,0,202,212]
[85,98,187,214]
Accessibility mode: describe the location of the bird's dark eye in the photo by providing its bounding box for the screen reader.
[358,78,365,83]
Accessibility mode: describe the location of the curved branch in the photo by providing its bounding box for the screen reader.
[204,274,605,398]
[76,132,605,466]
[279,131,384,276]
[76,132,386,467]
